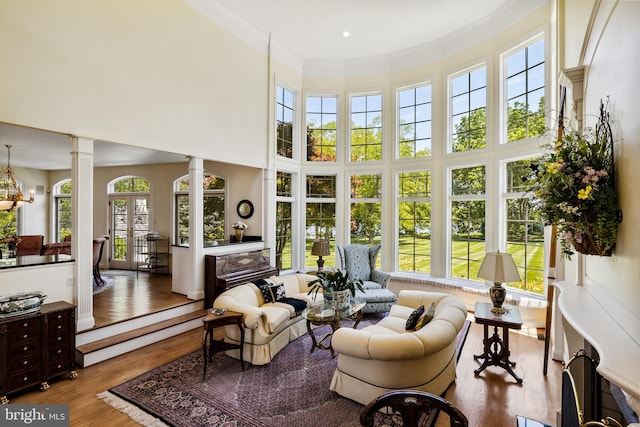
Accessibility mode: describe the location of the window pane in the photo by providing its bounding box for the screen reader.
[307,95,338,162]
[505,39,546,143]
[450,67,486,152]
[452,166,486,195]
[351,93,383,161]
[277,85,294,158]
[398,84,432,159]
[450,200,485,280]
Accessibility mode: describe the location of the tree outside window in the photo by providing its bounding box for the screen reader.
[450,166,486,280]
[398,171,431,273]
[276,171,293,271]
[451,66,487,152]
[55,180,72,241]
[305,175,336,269]
[307,96,337,161]
[506,39,546,142]
[505,158,544,294]
[277,86,294,159]
[398,84,432,158]
[175,174,225,247]
[350,94,382,161]
[350,174,382,267]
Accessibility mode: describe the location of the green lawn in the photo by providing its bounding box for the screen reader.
[287,235,545,295]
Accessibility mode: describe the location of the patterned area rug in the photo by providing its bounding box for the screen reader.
[98,316,471,427]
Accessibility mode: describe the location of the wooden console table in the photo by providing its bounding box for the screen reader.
[473,301,523,384]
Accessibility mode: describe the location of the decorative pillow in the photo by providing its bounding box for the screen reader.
[268,283,286,302]
[405,305,425,330]
[414,302,436,330]
[255,279,273,303]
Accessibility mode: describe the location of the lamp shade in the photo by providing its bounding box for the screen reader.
[311,240,330,257]
[477,251,521,283]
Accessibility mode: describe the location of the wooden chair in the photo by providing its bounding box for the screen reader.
[16,235,44,256]
[92,235,109,287]
[360,390,468,427]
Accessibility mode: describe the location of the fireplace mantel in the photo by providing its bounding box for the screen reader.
[554,281,640,400]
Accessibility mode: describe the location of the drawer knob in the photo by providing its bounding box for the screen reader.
[23,346,28,351]
[23,334,28,339]
[57,349,62,354]
[23,376,28,382]
[23,360,28,366]
[58,325,62,330]
[57,336,62,341]
[23,323,28,327]
[57,314,62,319]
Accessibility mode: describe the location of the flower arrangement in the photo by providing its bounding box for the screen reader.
[232,221,248,230]
[531,101,619,258]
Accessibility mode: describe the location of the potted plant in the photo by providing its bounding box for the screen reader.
[307,268,364,310]
[531,101,619,258]
[232,221,247,242]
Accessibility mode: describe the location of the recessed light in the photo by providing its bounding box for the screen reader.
[342,31,351,38]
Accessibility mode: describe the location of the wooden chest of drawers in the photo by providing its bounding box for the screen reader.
[0,301,76,403]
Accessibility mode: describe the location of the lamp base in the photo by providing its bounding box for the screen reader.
[316,257,325,272]
[489,282,506,314]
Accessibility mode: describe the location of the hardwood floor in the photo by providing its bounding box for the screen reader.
[11,304,564,426]
[93,271,189,328]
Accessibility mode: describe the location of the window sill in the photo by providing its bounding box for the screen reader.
[390,272,548,309]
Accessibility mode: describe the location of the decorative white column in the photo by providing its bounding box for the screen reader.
[71,137,95,332]
[186,156,204,300]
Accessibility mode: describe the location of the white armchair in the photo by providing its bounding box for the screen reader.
[330,290,468,405]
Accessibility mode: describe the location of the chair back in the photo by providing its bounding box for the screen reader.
[360,390,468,427]
[337,244,381,281]
[92,235,109,266]
[16,235,44,256]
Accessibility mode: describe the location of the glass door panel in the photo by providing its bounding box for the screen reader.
[109,195,149,270]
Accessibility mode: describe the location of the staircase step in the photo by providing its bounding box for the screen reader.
[76,308,208,367]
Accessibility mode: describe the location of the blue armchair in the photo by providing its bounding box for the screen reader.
[337,244,391,289]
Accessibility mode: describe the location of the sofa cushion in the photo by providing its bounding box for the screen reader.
[260,305,291,334]
[405,305,425,330]
[254,279,275,303]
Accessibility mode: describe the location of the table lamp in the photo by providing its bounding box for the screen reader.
[477,251,521,314]
[311,240,330,272]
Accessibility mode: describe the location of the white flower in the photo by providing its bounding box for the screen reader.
[232,221,248,230]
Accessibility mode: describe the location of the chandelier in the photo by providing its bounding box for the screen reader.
[0,145,34,210]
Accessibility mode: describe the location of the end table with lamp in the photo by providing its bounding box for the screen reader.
[311,240,330,272]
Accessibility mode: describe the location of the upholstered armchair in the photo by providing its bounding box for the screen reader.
[337,244,391,290]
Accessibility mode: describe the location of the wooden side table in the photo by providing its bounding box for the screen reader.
[473,301,523,384]
[202,310,245,380]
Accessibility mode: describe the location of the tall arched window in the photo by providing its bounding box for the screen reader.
[174,173,225,247]
[53,179,72,241]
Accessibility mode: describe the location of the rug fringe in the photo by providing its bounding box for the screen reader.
[97,391,168,427]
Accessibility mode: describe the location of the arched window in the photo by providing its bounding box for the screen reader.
[174,173,225,247]
[53,179,72,241]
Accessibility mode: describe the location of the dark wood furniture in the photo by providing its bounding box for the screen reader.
[473,301,523,384]
[92,235,109,287]
[204,249,278,308]
[0,301,77,403]
[360,390,468,427]
[202,310,244,379]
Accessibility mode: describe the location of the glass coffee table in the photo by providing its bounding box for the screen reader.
[302,297,366,358]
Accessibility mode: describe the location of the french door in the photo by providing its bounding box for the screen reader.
[109,195,150,270]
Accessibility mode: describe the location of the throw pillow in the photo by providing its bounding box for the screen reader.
[405,305,425,330]
[268,283,286,302]
[414,302,436,329]
[255,279,273,303]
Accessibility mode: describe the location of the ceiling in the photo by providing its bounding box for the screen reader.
[212,0,541,61]
[1,0,546,170]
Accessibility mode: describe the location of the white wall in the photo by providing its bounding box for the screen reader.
[562,0,640,334]
[0,0,269,169]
